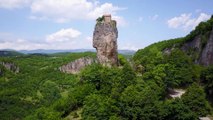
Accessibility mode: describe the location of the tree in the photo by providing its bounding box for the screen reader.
[121,64,136,87]
[82,94,119,120]
[96,16,104,23]
[80,63,124,95]
[24,107,61,120]
[143,64,168,89]
[52,95,77,117]
[39,80,61,106]
[182,83,212,116]
[80,64,104,90]
[157,99,197,120]
[119,82,162,120]
[165,49,194,87]
[201,65,213,96]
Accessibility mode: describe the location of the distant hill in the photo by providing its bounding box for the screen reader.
[0,50,24,57]
[18,49,135,55]
[19,49,96,54]
[0,49,135,56]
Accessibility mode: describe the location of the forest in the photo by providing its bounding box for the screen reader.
[1,16,213,120]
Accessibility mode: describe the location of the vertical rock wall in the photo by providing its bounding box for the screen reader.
[59,57,96,74]
[199,27,213,66]
[93,16,118,66]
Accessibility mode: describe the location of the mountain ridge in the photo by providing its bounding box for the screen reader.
[0,49,135,56]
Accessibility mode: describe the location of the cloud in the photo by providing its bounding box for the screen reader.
[0,38,47,50]
[0,29,98,50]
[30,0,126,26]
[119,43,139,51]
[87,3,122,19]
[0,0,126,26]
[46,28,81,43]
[167,13,211,30]
[31,0,93,21]
[0,37,92,50]
[112,16,127,26]
[86,36,92,43]
[0,0,32,9]
[29,15,47,21]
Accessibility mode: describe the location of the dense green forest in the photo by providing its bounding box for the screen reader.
[1,17,213,120]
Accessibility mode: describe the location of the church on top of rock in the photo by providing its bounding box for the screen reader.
[103,14,111,22]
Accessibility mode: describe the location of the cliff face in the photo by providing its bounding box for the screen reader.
[93,19,118,66]
[0,68,2,76]
[180,26,213,66]
[0,62,19,73]
[199,27,213,66]
[181,35,202,53]
[59,57,96,74]
[181,35,202,64]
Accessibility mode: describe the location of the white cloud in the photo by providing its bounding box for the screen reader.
[46,28,81,43]
[168,14,191,29]
[0,30,94,51]
[119,43,139,51]
[0,38,46,50]
[86,36,92,43]
[87,3,120,19]
[0,37,92,50]
[112,16,127,26]
[167,13,211,30]
[0,0,32,9]
[0,0,126,26]
[29,15,47,21]
[30,0,126,26]
[31,0,93,21]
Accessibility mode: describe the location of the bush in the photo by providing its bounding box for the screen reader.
[182,83,212,116]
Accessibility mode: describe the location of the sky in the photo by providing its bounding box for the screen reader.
[0,0,212,51]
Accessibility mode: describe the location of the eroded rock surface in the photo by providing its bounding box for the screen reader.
[93,16,118,66]
[164,26,213,66]
[199,27,213,66]
[59,57,96,74]
[0,62,19,73]
[181,35,202,53]
[0,68,3,76]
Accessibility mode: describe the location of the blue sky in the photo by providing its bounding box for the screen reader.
[0,0,212,50]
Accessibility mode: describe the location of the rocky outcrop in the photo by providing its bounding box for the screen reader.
[0,68,3,76]
[165,26,213,66]
[0,62,19,73]
[181,27,213,66]
[199,27,213,66]
[93,15,118,66]
[181,35,202,53]
[59,57,96,74]
[181,35,202,63]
